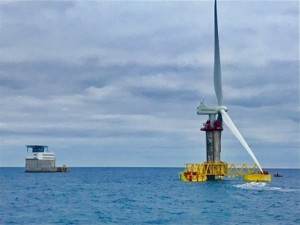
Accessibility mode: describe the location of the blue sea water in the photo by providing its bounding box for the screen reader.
[0,168,299,225]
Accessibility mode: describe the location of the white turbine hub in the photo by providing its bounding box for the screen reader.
[218,105,228,112]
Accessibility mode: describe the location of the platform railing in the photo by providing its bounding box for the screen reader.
[179,162,260,182]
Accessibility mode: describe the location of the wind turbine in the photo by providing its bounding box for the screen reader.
[197,0,263,173]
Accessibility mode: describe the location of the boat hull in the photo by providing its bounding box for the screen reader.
[25,159,68,173]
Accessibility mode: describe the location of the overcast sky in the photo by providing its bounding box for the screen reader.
[0,0,299,168]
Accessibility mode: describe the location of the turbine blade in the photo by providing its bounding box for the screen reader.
[214,0,223,106]
[220,109,263,172]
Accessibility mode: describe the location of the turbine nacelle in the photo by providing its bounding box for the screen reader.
[197,102,218,115]
[197,102,228,115]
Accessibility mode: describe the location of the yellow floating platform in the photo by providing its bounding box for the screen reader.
[243,173,271,182]
[179,162,228,182]
[179,162,271,182]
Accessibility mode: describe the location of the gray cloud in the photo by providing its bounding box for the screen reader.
[0,1,299,168]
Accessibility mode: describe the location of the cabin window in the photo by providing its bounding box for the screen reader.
[32,146,44,152]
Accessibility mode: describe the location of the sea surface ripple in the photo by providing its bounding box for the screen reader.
[0,168,299,224]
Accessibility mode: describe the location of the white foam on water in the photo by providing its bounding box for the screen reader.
[235,182,267,190]
[234,182,299,192]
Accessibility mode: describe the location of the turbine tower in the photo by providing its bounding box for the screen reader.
[197,0,264,179]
